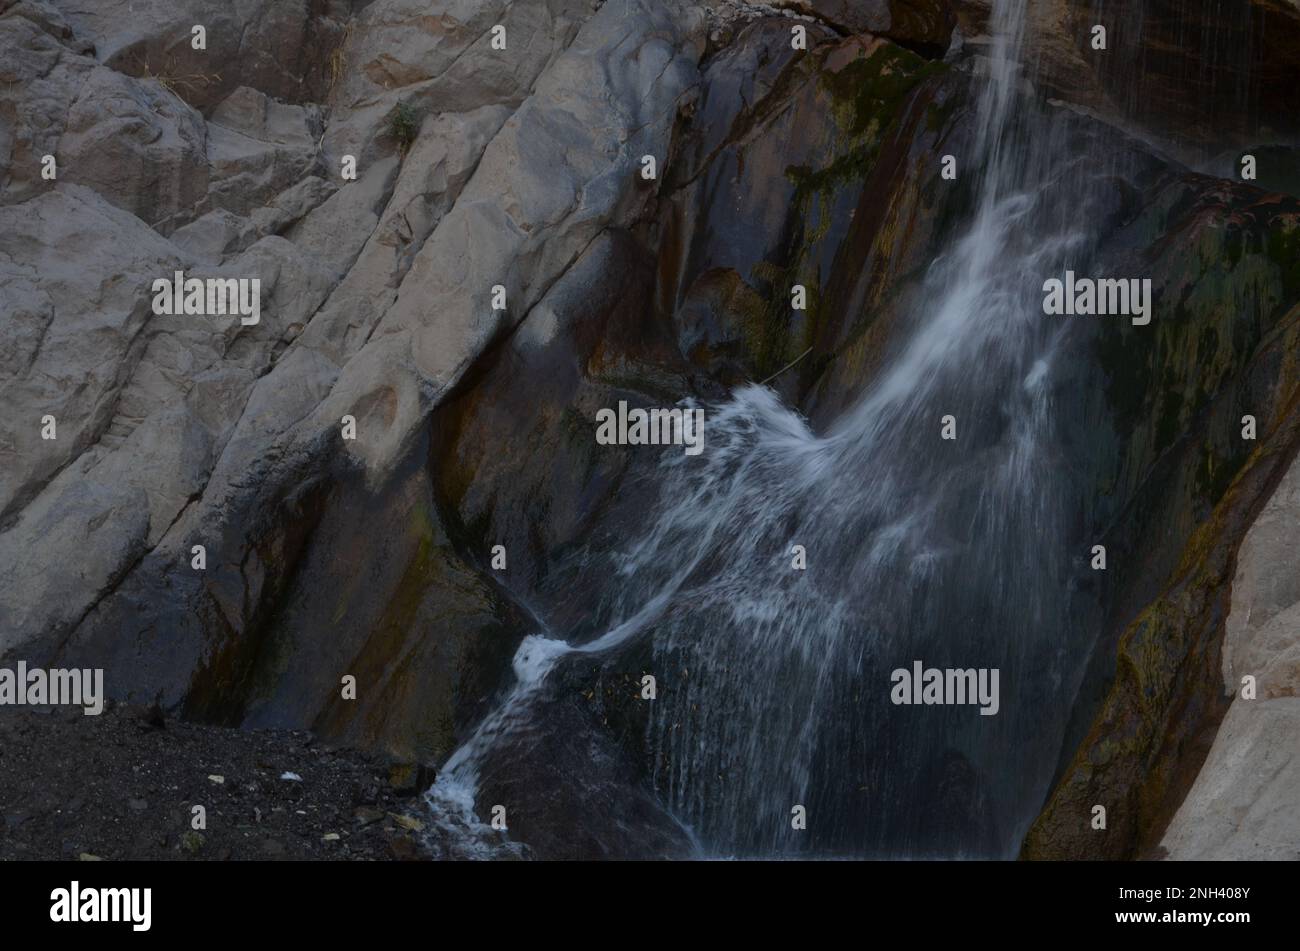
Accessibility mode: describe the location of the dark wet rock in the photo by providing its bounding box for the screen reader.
[473,659,699,860]
[1022,183,1300,860]
[662,22,970,415]
[954,0,1300,157]
[388,762,434,795]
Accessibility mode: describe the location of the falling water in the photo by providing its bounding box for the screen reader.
[425,0,1122,858]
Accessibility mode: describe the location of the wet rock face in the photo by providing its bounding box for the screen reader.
[1089,0,1300,152]
[1021,179,1300,860]
[175,431,534,768]
[431,23,970,626]
[419,12,1300,858]
[661,22,968,415]
[953,0,1300,156]
[469,657,700,860]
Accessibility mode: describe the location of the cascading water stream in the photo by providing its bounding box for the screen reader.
[425,0,1112,857]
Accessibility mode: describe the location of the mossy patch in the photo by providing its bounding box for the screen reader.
[386,100,420,155]
[787,44,947,226]
[740,43,948,383]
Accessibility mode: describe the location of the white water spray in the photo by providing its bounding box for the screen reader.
[425,0,1099,857]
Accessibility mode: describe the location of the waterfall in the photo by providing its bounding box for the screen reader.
[424,0,1113,858]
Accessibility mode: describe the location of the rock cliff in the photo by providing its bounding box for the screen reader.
[2,0,1298,859]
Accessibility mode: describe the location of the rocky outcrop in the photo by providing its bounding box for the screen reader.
[51,0,359,111]
[0,0,706,775]
[1160,452,1300,860]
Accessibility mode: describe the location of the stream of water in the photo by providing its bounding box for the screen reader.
[423,0,1111,858]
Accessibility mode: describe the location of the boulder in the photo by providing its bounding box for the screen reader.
[0,185,188,528]
[0,12,95,205]
[1160,451,1300,860]
[58,65,209,228]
